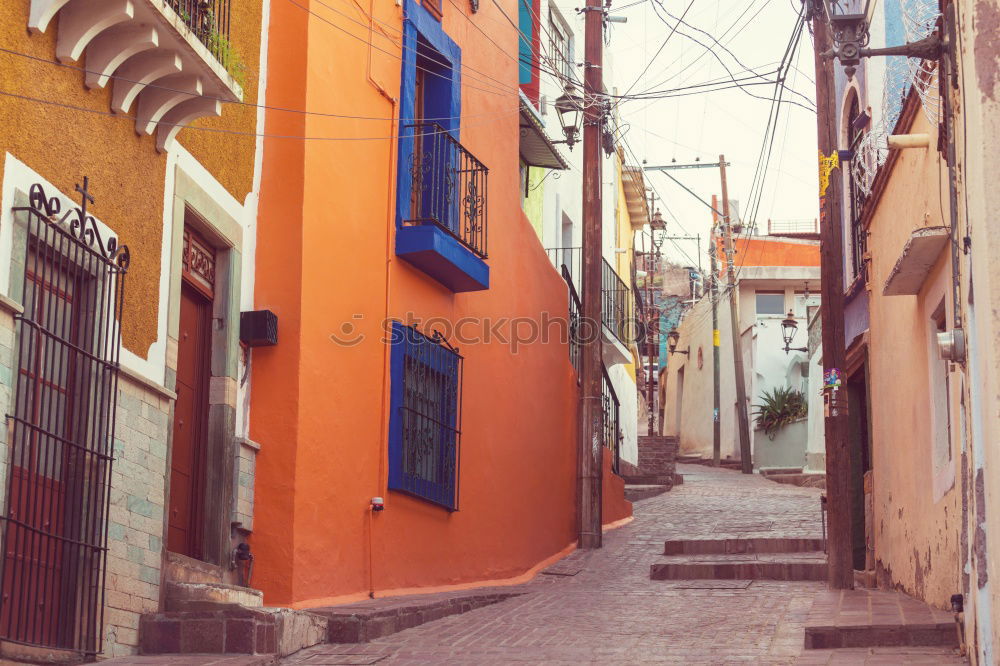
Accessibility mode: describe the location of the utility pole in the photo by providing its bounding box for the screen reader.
[808,1,853,590]
[709,239,721,467]
[577,0,604,549]
[718,156,753,474]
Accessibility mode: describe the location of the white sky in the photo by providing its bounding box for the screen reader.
[602,0,820,269]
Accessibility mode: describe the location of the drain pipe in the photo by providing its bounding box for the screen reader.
[363,0,401,601]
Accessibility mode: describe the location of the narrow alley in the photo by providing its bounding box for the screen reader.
[256,465,961,665]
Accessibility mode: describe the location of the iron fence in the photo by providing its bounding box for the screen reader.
[404,123,489,259]
[2,181,128,655]
[167,0,234,69]
[601,365,621,474]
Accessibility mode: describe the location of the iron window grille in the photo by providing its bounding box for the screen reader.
[847,96,868,280]
[166,0,234,70]
[388,323,463,510]
[404,123,489,259]
[1,181,128,655]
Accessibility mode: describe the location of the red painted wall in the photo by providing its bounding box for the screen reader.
[251,0,584,607]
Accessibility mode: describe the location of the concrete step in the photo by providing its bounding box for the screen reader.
[663,537,826,556]
[765,472,827,489]
[164,580,264,611]
[625,484,669,502]
[650,552,828,581]
[163,551,227,586]
[795,647,966,664]
[139,606,327,657]
[803,589,959,650]
[311,590,522,643]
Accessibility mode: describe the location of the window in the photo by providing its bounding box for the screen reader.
[929,300,951,471]
[549,11,573,82]
[388,323,463,509]
[755,292,785,316]
[421,0,442,19]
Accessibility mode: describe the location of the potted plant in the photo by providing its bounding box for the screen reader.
[753,386,808,440]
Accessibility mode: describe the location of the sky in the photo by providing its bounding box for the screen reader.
[600,0,821,269]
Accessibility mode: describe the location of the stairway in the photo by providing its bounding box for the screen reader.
[650,537,828,582]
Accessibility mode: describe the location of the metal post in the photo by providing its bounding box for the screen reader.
[709,240,721,466]
[718,156,753,474]
[809,3,854,589]
[578,0,604,549]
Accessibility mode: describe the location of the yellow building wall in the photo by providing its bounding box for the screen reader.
[0,0,260,356]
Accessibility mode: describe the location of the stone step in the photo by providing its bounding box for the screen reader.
[650,552,828,581]
[139,606,327,657]
[164,580,264,611]
[163,551,227,586]
[663,537,826,556]
[311,590,522,643]
[765,473,827,489]
[624,484,669,502]
[795,647,966,664]
[803,589,959,650]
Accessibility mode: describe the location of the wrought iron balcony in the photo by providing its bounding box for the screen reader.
[546,247,636,348]
[167,0,233,69]
[404,123,489,259]
[602,365,621,474]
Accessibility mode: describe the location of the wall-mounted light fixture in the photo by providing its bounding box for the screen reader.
[780,310,809,355]
[666,329,689,356]
[554,85,584,150]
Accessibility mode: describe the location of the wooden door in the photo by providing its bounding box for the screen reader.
[1,259,77,646]
[167,281,212,558]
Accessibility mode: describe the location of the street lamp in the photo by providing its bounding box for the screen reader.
[780,310,809,354]
[650,209,666,232]
[554,85,584,150]
[815,0,942,79]
[666,329,689,356]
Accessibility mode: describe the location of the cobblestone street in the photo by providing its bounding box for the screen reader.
[277,464,958,665]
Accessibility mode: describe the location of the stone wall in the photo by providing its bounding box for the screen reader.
[104,371,174,656]
[624,435,679,486]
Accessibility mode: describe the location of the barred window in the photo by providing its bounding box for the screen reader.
[388,323,462,510]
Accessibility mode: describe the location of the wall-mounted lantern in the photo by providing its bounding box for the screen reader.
[780,310,809,355]
[650,209,666,232]
[666,329,689,356]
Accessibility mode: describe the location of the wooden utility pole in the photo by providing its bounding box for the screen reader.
[809,2,854,589]
[577,0,604,548]
[709,239,721,466]
[718,156,753,474]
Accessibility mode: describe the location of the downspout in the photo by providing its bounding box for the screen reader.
[363,0,400,600]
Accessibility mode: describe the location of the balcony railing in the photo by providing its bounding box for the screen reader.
[404,123,489,259]
[546,247,635,347]
[562,268,620,473]
[602,365,621,474]
[168,0,233,69]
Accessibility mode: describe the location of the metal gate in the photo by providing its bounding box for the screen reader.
[0,180,128,654]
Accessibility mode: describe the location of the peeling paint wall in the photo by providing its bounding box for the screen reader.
[865,104,962,609]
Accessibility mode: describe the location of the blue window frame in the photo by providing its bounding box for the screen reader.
[387,322,463,510]
[395,0,489,292]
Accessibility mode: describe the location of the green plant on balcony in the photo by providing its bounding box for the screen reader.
[753,386,807,439]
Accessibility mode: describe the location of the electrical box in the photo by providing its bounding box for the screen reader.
[240,310,278,347]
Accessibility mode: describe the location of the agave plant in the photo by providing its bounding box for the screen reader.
[753,386,808,439]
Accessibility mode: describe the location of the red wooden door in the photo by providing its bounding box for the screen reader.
[167,280,212,558]
[1,261,76,645]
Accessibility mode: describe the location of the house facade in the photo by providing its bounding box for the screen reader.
[0,0,265,659]
[248,0,629,612]
[661,230,820,470]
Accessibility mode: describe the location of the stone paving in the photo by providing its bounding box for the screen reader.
[106,465,968,664]
[278,465,836,664]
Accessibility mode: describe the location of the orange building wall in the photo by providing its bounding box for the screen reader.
[251,0,586,607]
